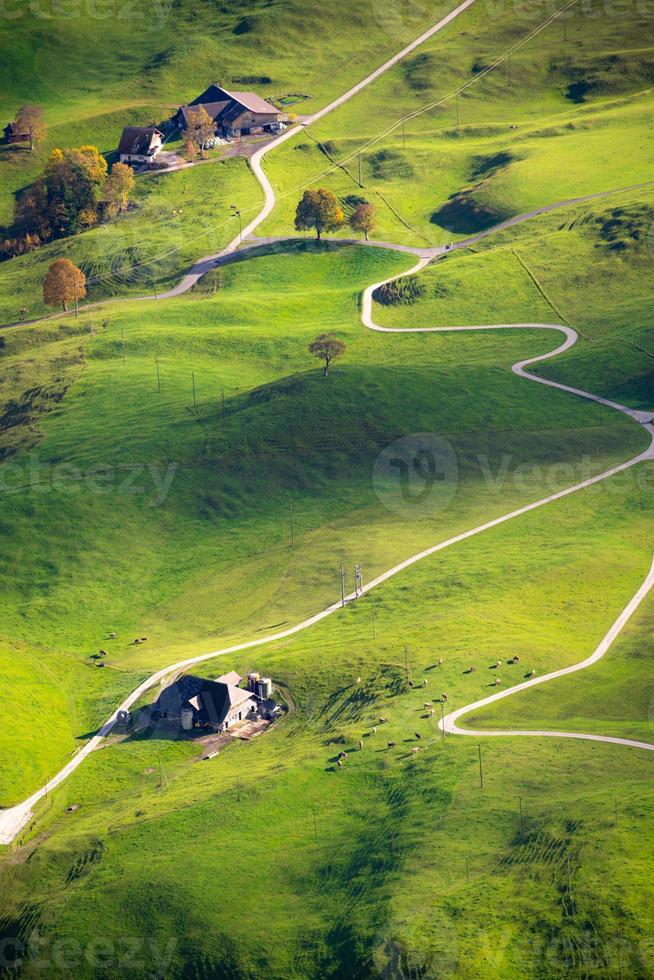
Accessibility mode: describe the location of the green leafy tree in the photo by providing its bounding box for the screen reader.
[295,188,344,240]
[308,332,346,377]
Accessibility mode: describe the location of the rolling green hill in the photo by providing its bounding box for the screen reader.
[1,0,653,976]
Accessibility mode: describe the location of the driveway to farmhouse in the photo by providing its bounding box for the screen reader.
[2,0,654,846]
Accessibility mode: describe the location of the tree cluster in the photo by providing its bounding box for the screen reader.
[3,148,135,259]
[294,189,377,242]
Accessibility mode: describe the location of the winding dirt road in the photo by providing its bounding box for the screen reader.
[1,0,653,845]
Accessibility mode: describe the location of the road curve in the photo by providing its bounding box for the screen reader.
[439,554,654,751]
[2,0,653,843]
[361,258,654,751]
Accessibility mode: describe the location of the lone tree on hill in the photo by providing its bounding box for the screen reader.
[349,202,376,241]
[104,162,135,213]
[308,332,345,377]
[295,188,344,240]
[14,105,46,152]
[43,259,86,312]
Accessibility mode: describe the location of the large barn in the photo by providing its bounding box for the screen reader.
[156,671,258,732]
[177,84,287,138]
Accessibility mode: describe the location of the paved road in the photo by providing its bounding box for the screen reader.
[2,0,653,844]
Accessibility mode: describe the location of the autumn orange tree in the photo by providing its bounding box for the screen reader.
[349,202,376,241]
[43,259,86,312]
[182,107,216,158]
[295,188,344,240]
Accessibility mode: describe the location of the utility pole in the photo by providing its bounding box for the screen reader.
[354,563,363,597]
[478,744,483,789]
[192,370,197,411]
[340,562,346,607]
[156,355,161,393]
[371,599,376,639]
[289,499,295,547]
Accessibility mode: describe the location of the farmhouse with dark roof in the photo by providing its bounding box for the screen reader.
[177,84,288,138]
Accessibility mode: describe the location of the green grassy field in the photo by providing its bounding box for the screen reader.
[1,0,653,976]
[260,0,654,246]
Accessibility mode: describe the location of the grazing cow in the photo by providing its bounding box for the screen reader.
[387,741,396,749]
[379,717,388,724]
[140,637,148,642]
[412,746,420,755]
[414,732,422,740]
[337,758,344,768]
[424,702,433,709]
[429,707,435,717]
[356,676,362,684]
[438,657,443,665]
[470,666,477,673]
[495,677,501,686]
[99,650,107,657]
[358,740,363,750]
[338,751,347,760]
[422,679,428,687]
[372,726,377,735]
[108,631,117,639]
[133,638,141,645]
[527,670,537,678]
[441,693,448,702]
